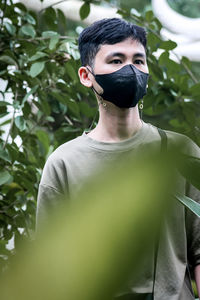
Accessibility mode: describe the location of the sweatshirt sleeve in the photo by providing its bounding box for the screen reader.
[36,184,63,230]
[184,137,200,268]
[36,151,69,231]
[186,183,200,268]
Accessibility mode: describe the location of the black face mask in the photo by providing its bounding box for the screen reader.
[88,64,149,108]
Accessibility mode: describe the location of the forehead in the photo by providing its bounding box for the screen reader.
[95,38,146,60]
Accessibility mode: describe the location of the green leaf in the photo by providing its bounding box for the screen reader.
[0,55,17,66]
[179,155,200,190]
[181,56,192,69]
[80,2,90,20]
[4,22,16,35]
[66,99,80,118]
[130,8,141,17]
[24,13,36,25]
[21,25,36,38]
[29,52,47,62]
[145,10,154,22]
[43,7,57,31]
[65,62,78,82]
[158,51,169,65]
[42,31,58,38]
[0,148,11,163]
[175,194,200,218]
[21,85,39,107]
[0,141,11,162]
[36,130,50,154]
[65,42,80,60]
[159,40,177,50]
[15,2,27,12]
[49,35,59,50]
[189,83,200,97]
[0,170,13,186]
[0,101,10,107]
[57,9,67,27]
[15,116,26,131]
[30,62,45,77]
[147,33,162,52]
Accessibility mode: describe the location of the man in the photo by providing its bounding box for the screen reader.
[37,18,200,299]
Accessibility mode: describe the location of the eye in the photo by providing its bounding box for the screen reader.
[134,59,144,65]
[109,59,122,64]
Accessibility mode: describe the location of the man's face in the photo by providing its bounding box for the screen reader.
[78,37,149,96]
[88,38,149,94]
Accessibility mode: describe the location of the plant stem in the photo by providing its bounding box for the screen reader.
[3,95,17,149]
[173,53,198,84]
[0,0,7,31]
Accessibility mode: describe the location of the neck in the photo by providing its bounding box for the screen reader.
[88,103,142,142]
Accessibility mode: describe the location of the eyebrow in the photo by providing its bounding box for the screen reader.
[105,52,146,60]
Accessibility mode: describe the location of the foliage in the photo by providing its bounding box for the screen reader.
[0,149,182,300]
[167,0,200,18]
[0,0,200,273]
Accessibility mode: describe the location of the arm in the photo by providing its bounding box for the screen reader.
[36,184,63,230]
[36,152,69,231]
[185,183,200,295]
[194,264,200,297]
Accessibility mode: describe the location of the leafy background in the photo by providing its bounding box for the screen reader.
[0,0,200,279]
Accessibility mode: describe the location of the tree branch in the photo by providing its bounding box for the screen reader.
[16,35,77,41]
[39,0,69,13]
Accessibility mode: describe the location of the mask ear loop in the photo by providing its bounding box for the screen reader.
[86,67,105,131]
[86,66,107,107]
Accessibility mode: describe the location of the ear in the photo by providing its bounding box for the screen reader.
[78,66,93,88]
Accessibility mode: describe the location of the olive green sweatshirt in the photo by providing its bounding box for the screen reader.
[37,122,200,300]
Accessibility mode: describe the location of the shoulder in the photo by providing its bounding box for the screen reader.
[165,130,199,158]
[40,135,86,187]
[46,134,88,167]
[149,124,200,158]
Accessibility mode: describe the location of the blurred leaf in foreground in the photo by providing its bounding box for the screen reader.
[0,149,178,300]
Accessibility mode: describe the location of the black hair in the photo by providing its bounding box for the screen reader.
[78,18,147,67]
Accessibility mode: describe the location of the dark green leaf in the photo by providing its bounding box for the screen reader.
[65,62,78,82]
[66,99,80,118]
[0,55,17,66]
[36,130,50,154]
[189,83,200,97]
[179,155,200,190]
[159,40,177,51]
[181,56,192,69]
[80,2,90,20]
[15,2,27,12]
